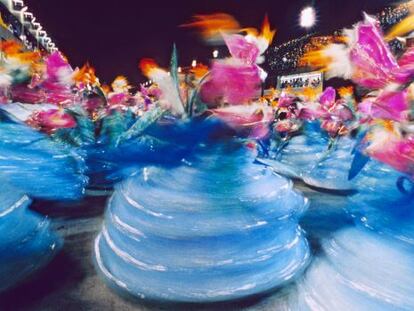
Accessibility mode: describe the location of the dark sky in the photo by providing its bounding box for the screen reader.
[25,0,396,85]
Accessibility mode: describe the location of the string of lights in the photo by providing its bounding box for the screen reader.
[0,0,57,52]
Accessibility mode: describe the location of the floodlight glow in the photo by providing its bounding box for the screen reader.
[300,6,316,29]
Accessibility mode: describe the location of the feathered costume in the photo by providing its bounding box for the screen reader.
[277,12,414,310]
[93,15,313,303]
[284,159,414,311]
[259,86,356,191]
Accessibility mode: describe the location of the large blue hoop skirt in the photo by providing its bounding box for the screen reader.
[303,136,355,191]
[0,183,62,292]
[259,122,355,191]
[286,161,414,310]
[259,122,329,180]
[0,120,87,200]
[94,143,311,302]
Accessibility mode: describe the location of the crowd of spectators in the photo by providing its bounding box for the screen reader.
[265,35,313,75]
[280,76,321,89]
[378,3,412,32]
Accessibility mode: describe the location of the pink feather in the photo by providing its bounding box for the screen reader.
[223,34,260,64]
[200,60,261,106]
[210,104,274,139]
[358,91,409,122]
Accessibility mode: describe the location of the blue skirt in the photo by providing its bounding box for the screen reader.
[0,183,62,292]
[94,142,311,302]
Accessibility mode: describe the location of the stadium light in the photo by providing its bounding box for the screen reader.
[300,6,316,29]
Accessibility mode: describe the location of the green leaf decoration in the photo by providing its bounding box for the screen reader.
[186,71,210,117]
[116,107,165,147]
[75,115,95,144]
[11,68,30,85]
[100,110,127,146]
[186,88,198,116]
[169,44,186,112]
[194,102,208,115]
[68,106,95,143]
[123,109,136,128]
[170,43,179,89]
[52,128,79,146]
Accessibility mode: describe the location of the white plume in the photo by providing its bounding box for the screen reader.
[324,44,353,80]
[0,73,12,88]
[57,67,74,86]
[148,69,185,116]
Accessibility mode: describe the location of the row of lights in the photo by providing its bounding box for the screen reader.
[1,0,57,52]
[298,2,414,32]
[142,80,153,87]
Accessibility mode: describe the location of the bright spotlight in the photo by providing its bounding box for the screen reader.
[300,6,316,29]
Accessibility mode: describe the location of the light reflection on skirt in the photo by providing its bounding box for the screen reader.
[94,143,311,302]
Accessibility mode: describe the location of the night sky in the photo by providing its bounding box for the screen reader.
[25,0,395,85]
